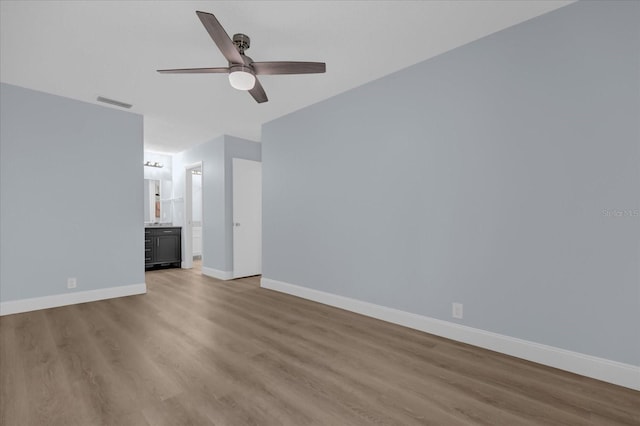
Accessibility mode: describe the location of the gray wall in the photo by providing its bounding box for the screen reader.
[172,135,225,270]
[172,135,260,273]
[262,1,639,365]
[0,83,144,301]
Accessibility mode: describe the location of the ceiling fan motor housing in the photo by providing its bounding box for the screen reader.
[229,64,254,75]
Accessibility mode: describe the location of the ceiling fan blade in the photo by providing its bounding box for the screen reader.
[157,67,229,74]
[249,77,268,103]
[196,11,244,65]
[252,61,326,75]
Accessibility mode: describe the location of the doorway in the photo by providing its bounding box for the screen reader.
[232,158,262,278]
[183,161,203,270]
[191,166,203,269]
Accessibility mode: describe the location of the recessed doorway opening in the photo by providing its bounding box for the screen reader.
[183,161,203,270]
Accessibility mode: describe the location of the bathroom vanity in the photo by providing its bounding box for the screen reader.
[145,226,182,269]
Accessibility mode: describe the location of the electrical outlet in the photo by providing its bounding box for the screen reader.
[67,277,77,289]
[452,302,463,319]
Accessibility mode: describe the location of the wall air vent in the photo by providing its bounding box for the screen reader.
[96,96,133,109]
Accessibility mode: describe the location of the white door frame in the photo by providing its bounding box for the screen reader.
[183,161,202,269]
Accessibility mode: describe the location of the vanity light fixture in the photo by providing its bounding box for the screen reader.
[144,161,164,168]
[192,169,202,175]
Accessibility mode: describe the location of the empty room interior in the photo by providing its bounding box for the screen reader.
[0,1,639,425]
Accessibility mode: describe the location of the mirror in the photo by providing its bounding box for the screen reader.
[144,179,161,223]
[144,179,174,224]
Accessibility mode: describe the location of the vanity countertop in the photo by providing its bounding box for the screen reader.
[145,224,181,229]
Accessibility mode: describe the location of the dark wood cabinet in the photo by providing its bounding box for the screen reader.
[145,227,181,269]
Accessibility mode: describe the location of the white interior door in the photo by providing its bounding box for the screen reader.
[232,158,262,278]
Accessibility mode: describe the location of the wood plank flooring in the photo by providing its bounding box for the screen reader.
[1,266,639,425]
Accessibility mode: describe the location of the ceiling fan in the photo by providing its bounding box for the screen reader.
[157,11,326,104]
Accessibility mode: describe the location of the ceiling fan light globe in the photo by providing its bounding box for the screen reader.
[229,70,256,91]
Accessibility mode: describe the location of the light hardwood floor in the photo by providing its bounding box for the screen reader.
[1,267,638,425]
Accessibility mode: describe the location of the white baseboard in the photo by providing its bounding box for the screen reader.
[0,283,147,316]
[261,277,640,391]
[202,266,233,281]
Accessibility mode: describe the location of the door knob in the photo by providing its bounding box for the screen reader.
[234,222,241,227]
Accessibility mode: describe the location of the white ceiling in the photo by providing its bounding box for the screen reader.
[0,1,572,153]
